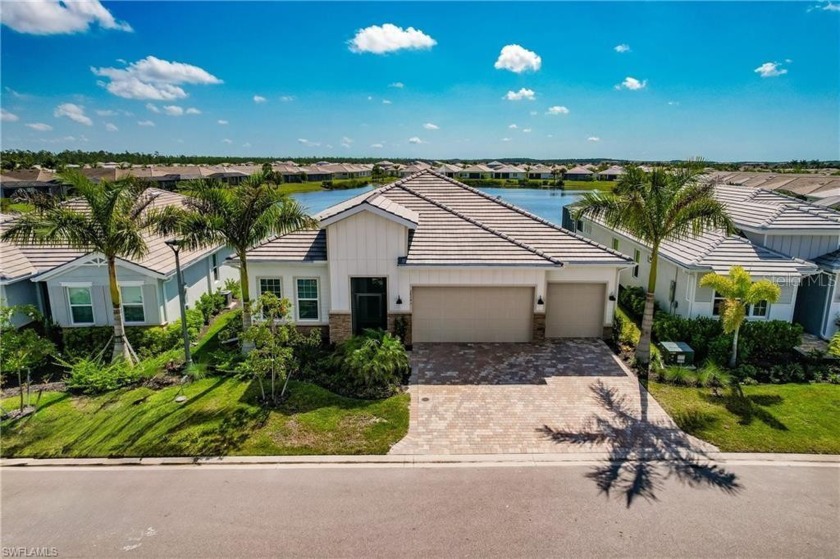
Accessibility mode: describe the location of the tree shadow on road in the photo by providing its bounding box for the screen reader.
[537,380,743,507]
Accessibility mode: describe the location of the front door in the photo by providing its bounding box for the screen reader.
[351,277,387,335]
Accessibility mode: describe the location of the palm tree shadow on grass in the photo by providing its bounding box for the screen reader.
[701,392,787,431]
[537,380,743,507]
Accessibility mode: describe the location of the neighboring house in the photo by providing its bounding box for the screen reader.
[565,166,594,181]
[492,165,526,180]
[0,189,237,329]
[436,163,463,178]
[486,161,505,169]
[599,165,626,181]
[239,170,633,344]
[1,170,68,198]
[459,164,493,180]
[527,164,554,180]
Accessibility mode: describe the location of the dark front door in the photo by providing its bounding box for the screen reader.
[351,277,387,335]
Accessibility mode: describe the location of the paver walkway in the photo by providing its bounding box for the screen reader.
[390,339,714,455]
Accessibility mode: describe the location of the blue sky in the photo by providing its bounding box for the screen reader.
[1,1,838,161]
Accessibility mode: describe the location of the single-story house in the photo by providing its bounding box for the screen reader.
[527,164,554,180]
[492,165,526,180]
[239,170,633,344]
[458,164,493,180]
[565,166,594,181]
[0,189,237,328]
[436,163,463,178]
[599,165,626,181]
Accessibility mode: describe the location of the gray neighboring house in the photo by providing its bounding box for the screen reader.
[240,170,633,345]
[599,165,626,181]
[565,166,594,181]
[0,189,236,329]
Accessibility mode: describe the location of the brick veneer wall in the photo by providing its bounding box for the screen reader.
[328,313,352,344]
[532,313,546,342]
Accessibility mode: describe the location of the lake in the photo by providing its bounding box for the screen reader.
[292,186,587,226]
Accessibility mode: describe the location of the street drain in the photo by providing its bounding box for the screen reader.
[421,397,430,401]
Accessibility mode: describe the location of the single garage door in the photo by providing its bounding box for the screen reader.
[412,286,533,343]
[545,283,606,338]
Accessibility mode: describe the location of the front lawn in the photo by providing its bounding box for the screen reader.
[1,378,409,458]
[648,381,840,454]
[564,180,615,191]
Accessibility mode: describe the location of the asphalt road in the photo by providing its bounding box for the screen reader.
[1,461,838,558]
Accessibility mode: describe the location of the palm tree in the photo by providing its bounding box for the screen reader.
[573,164,734,370]
[700,266,781,368]
[154,172,316,334]
[1,172,159,363]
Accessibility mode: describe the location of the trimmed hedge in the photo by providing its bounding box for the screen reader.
[618,286,660,322]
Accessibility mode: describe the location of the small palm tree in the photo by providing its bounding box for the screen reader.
[700,266,781,368]
[573,163,734,371]
[154,172,316,334]
[2,172,159,363]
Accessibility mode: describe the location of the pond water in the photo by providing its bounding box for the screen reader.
[292,185,588,225]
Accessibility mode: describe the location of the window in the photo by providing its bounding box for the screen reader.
[258,278,283,298]
[68,287,94,324]
[211,253,220,281]
[632,249,641,278]
[712,291,725,316]
[121,286,145,323]
[296,278,319,321]
[612,238,619,251]
[749,300,768,317]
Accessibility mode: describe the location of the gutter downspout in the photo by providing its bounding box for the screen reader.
[821,272,836,339]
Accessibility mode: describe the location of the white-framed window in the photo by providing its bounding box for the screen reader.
[632,249,641,278]
[748,300,768,317]
[211,253,220,282]
[121,286,145,323]
[296,278,320,321]
[712,291,725,316]
[258,277,283,298]
[68,286,94,325]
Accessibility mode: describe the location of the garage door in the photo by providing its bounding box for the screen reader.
[412,286,533,343]
[545,283,605,338]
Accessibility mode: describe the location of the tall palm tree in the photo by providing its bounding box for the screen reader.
[573,164,734,370]
[2,172,159,363]
[154,172,317,333]
[700,266,781,368]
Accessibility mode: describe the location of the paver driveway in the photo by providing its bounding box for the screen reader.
[390,339,712,455]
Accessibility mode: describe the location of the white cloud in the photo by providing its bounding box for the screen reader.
[146,103,161,113]
[341,136,353,148]
[222,138,233,144]
[508,123,518,129]
[616,76,647,90]
[587,136,600,142]
[423,122,439,130]
[546,106,570,115]
[185,107,200,115]
[529,111,538,116]
[382,99,392,105]
[503,88,536,101]
[96,109,117,116]
[105,123,118,132]
[298,138,320,147]
[614,44,631,53]
[522,128,532,133]
[92,56,222,100]
[217,119,229,125]
[668,101,680,106]
[26,123,53,131]
[242,142,251,148]
[279,95,295,102]
[408,136,423,144]
[1,109,19,122]
[754,61,788,78]
[137,120,155,127]
[501,137,511,142]
[253,95,267,103]
[54,103,92,126]
[4,87,27,99]
[810,1,840,11]
[389,82,405,88]
[370,143,384,148]
[494,44,541,73]
[348,23,436,54]
[163,105,184,116]
[0,0,132,35]
[367,96,373,101]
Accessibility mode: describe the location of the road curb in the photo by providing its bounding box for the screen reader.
[2,452,838,468]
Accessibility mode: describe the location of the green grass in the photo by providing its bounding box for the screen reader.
[648,381,840,453]
[1,378,409,457]
[563,180,616,191]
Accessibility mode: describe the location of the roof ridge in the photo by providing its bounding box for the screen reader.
[421,169,633,262]
[396,178,563,266]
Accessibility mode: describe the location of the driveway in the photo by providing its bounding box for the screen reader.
[390,339,712,455]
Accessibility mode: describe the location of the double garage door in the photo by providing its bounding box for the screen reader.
[411,283,605,343]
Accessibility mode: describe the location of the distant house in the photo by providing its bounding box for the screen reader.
[565,166,594,181]
[0,170,68,199]
[436,163,463,178]
[599,165,626,181]
[527,164,554,180]
[458,164,493,180]
[240,170,632,344]
[0,189,236,328]
[492,165,526,180]
[486,161,505,169]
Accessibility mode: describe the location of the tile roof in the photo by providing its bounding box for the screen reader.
[714,184,840,231]
[0,189,223,283]
[246,230,327,262]
[814,248,840,272]
[248,170,632,267]
[565,165,593,175]
[708,171,840,197]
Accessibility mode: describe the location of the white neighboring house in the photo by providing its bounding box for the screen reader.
[0,189,237,328]
[239,170,633,344]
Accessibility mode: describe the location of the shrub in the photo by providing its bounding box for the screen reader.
[613,308,640,347]
[828,332,840,358]
[738,321,803,364]
[61,327,114,361]
[652,313,726,363]
[330,329,408,399]
[63,357,141,394]
[618,286,658,321]
[195,290,227,324]
[223,279,241,300]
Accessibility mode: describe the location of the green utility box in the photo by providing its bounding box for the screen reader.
[659,341,695,366]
